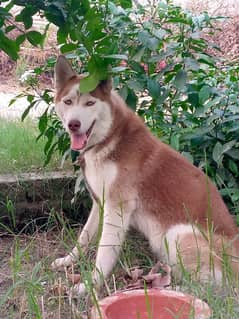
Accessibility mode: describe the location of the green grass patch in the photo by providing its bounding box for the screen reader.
[0,118,69,174]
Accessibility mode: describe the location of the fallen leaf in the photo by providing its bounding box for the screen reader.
[142,273,162,283]
[122,262,171,291]
[130,267,144,281]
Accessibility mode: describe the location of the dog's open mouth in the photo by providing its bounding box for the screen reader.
[70,120,96,151]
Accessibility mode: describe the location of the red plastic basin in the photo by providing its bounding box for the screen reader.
[91,289,211,319]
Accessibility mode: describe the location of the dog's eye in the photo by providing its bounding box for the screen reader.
[85,101,95,107]
[64,99,72,105]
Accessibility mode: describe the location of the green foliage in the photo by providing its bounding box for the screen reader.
[1,0,239,212]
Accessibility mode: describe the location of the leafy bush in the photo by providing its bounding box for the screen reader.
[1,0,239,213]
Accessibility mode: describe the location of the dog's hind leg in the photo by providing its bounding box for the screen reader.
[51,200,99,269]
[162,224,223,283]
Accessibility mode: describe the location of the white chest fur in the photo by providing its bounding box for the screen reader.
[84,150,118,202]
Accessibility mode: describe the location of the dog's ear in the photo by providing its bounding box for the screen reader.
[97,78,112,95]
[54,55,76,91]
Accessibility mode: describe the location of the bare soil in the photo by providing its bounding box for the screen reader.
[0,77,21,94]
[0,227,154,319]
[0,227,84,319]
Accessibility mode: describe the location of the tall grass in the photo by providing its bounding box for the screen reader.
[0,118,67,174]
[1,194,239,318]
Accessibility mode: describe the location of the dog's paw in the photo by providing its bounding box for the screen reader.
[51,256,73,270]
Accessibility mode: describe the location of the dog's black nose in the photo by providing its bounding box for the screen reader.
[68,120,81,132]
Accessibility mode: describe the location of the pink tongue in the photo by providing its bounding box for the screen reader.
[70,134,87,150]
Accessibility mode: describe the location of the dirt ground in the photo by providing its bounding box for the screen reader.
[0,226,156,319]
[0,228,82,318]
[0,77,22,94]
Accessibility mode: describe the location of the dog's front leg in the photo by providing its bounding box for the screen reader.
[51,200,99,269]
[72,205,131,295]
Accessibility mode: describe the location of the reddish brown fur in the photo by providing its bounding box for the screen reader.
[54,69,239,284]
[91,84,238,238]
[91,81,239,279]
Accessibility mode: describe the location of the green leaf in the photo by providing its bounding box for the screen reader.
[44,129,54,154]
[44,142,58,166]
[126,89,137,110]
[111,66,128,73]
[80,72,100,93]
[157,89,169,105]
[57,27,68,44]
[174,70,187,90]
[228,159,238,175]
[166,17,191,25]
[211,140,237,166]
[232,190,239,202]
[212,142,223,165]
[60,43,78,53]
[188,88,199,108]
[147,78,161,100]
[16,34,26,46]
[8,93,25,107]
[227,149,239,160]
[184,57,199,71]
[138,31,159,50]
[127,79,144,92]
[15,8,34,29]
[21,101,37,121]
[87,56,106,74]
[104,54,128,60]
[132,47,145,62]
[118,86,128,100]
[5,25,15,33]
[170,134,180,151]
[27,95,34,103]
[197,54,215,67]
[0,30,19,60]
[118,0,132,8]
[26,31,44,46]
[45,4,66,27]
[38,112,48,133]
[228,124,239,133]
[164,71,176,84]
[152,29,167,39]
[199,85,211,104]
[23,14,33,29]
[222,140,237,154]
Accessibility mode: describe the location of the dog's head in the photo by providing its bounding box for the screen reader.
[54,56,113,151]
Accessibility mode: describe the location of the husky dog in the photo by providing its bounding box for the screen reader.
[52,55,239,295]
